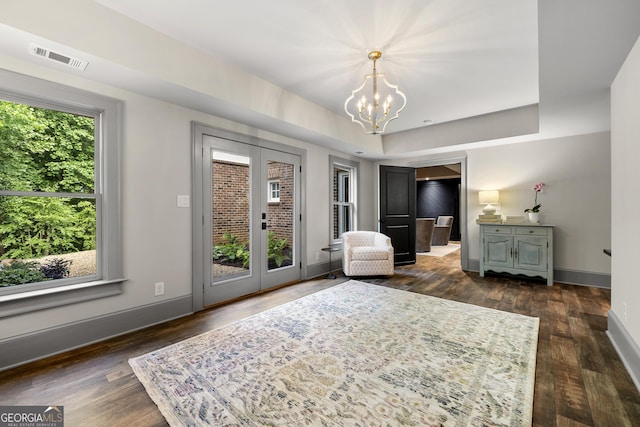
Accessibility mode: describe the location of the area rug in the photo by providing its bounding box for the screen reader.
[417,243,461,257]
[129,280,539,426]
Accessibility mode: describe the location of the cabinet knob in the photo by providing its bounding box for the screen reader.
[495,229,500,232]
[529,230,534,233]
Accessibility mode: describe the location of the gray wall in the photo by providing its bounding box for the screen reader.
[610,34,640,388]
[0,56,374,359]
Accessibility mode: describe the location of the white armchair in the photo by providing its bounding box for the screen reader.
[341,231,394,277]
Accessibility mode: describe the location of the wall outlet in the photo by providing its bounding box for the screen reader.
[623,302,628,321]
[154,281,165,296]
[315,251,320,261]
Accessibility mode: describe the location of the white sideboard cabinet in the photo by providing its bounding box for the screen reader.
[479,223,554,286]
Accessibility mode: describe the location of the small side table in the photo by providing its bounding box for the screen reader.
[321,245,341,279]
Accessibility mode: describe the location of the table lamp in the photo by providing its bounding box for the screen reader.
[479,190,500,215]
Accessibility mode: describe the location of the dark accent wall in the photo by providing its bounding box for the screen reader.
[417,178,461,240]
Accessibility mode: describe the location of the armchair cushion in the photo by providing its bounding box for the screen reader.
[351,246,390,261]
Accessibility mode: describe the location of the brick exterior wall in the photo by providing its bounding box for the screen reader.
[212,160,293,248]
[212,160,250,245]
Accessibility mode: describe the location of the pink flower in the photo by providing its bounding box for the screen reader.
[524,182,546,213]
[532,182,545,192]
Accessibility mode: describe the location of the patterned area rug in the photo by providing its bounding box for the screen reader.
[129,280,539,426]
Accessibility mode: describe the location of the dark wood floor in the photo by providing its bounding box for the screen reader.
[1,250,639,426]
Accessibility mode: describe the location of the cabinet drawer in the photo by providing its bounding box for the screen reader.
[516,227,548,236]
[484,226,512,234]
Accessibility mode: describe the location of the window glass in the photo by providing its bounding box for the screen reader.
[0,99,98,288]
[268,179,280,203]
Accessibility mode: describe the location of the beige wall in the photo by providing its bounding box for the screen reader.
[611,35,640,349]
[377,131,612,278]
[466,132,611,274]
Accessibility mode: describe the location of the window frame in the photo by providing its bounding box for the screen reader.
[0,69,124,318]
[329,156,358,244]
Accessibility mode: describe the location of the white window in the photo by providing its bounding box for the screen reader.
[0,69,123,317]
[330,156,358,243]
[268,179,280,203]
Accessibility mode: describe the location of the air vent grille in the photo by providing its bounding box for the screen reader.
[29,43,88,71]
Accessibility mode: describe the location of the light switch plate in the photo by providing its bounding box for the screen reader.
[177,195,190,208]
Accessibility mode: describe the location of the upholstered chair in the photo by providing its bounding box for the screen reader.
[416,218,435,252]
[341,231,394,277]
[431,216,454,246]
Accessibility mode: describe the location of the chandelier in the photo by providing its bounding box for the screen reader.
[344,51,407,134]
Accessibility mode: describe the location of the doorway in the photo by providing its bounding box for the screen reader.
[192,124,303,309]
[378,157,468,271]
[416,164,462,241]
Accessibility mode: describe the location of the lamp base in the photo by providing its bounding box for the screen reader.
[482,204,497,215]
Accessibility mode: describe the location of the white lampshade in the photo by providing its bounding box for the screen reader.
[479,190,499,204]
[479,190,500,215]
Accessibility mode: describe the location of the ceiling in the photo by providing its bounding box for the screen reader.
[94,0,539,134]
[0,1,639,159]
[417,164,461,181]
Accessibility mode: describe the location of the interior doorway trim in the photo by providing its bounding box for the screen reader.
[409,156,468,271]
[191,122,307,312]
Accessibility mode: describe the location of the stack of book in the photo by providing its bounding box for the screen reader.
[504,215,526,224]
[476,214,502,224]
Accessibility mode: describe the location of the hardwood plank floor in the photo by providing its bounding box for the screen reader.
[1,250,638,426]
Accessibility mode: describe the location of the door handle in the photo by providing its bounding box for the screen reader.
[262,223,267,230]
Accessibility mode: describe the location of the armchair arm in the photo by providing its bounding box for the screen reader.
[374,232,392,248]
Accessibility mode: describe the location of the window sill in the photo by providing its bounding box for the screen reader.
[0,278,126,318]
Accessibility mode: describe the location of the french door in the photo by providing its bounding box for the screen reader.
[201,135,300,306]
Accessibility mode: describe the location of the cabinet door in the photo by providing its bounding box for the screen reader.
[514,236,547,272]
[484,235,513,268]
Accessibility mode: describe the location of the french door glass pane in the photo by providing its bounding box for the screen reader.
[211,151,251,283]
[266,161,294,271]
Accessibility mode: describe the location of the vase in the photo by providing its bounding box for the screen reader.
[528,212,540,224]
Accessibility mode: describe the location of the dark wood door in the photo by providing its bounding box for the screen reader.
[380,165,416,265]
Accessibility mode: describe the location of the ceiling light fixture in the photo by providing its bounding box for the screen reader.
[344,51,407,135]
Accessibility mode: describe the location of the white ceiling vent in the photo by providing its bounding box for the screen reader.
[29,43,88,71]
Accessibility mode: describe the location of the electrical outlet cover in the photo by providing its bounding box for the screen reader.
[155,282,165,296]
[177,195,190,208]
